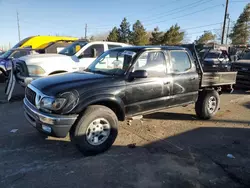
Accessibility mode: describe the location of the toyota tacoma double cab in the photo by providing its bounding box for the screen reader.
[23,44,237,156]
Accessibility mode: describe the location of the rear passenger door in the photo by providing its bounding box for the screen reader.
[169,50,199,105]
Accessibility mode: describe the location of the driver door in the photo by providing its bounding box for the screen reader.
[125,50,172,116]
[78,44,105,69]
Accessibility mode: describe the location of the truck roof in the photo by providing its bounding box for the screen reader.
[109,45,186,52]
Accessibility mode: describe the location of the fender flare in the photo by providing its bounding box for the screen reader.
[75,94,126,121]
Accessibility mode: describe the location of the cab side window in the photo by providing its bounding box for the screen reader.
[83,44,104,58]
[10,50,28,58]
[170,51,191,73]
[134,51,166,77]
[108,45,122,50]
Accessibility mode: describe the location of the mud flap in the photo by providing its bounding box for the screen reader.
[5,60,16,101]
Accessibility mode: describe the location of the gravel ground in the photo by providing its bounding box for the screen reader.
[0,83,250,188]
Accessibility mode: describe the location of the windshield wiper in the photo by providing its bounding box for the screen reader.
[91,70,112,75]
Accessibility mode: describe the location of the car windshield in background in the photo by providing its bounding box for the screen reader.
[241,52,250,60]
[87,49,137,76]
[206,52,220,59]
[59,41,87,56]
[0,50,13,59]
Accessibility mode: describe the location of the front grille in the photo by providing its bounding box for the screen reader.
[16,60,29,76]
[25,87,36,106]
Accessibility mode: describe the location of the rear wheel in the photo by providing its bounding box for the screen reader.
[195,90,220,120]
[70,105,118,156]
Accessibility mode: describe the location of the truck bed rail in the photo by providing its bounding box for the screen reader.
[201,71,237,88]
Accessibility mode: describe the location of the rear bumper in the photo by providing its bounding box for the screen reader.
[23,98,78,138]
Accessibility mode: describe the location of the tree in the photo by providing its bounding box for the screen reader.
[196,31,216,44]
[130,20,149,45]
[149,27,164,45]
[161,24,184,45]
[229,3,250,45]
[118,18,131,43]
[107,27,119,42]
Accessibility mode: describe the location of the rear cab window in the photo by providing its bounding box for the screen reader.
[170,51,192,73]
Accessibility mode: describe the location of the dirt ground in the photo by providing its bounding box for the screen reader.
[0,83,250,188]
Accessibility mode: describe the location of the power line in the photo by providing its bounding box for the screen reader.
[87,0,210,29]
[183,22,222,30]
[145,4,223,27]
[186,28,221,35]
[142,0,212,24]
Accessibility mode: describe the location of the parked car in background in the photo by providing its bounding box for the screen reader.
[201,50,231,72]
[12,35,78,49]
[231,52,250,89]
[15,40,129,86]
[0,40,76,78]
[23,44,236,156]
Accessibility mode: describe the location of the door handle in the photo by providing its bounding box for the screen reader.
[189,77,196,80]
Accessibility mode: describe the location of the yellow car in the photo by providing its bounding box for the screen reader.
[12,35,78,49]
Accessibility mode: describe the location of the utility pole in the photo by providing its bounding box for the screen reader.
[85,24,87,39]
[221,0,229,44]
[16,10,21,42]
[226,14,230,45]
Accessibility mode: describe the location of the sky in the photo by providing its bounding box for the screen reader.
[0,0,249,48]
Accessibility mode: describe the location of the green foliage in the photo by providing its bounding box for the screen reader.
[149,27,164,45]
[130,20,149,45]
[118,18,131,43]
[107,27,119,42]
[161,24,184,45]
[230,3,250,45]
[196,31,216,44]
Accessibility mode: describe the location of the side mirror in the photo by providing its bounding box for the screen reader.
[91,48,97,58]
[130,70,148,79]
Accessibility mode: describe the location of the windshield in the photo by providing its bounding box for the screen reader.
[0,50,13,59]
[205,52,220,59]
[59,41,87,56]
[87,49,137,76]
[241,52,250,60]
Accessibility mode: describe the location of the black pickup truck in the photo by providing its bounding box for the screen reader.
[23,44,237,155]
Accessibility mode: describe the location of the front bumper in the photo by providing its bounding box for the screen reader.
[23,98,78,138]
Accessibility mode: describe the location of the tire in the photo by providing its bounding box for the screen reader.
[0,69,7,83]
[70,105,118,156]
[195,90,220,120]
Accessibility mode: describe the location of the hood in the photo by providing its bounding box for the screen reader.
[30,72,120,96]
[19,53,76,65]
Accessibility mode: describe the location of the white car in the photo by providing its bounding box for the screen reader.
[15,41,129,86]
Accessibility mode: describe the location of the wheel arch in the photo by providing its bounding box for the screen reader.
[76,95,126,121]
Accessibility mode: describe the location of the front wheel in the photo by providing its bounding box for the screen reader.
[195,90,220,120]
[70,105,118,156]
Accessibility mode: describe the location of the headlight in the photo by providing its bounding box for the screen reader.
[39,90,79,114]
[40,97,67,111]
[27,65,45,76]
